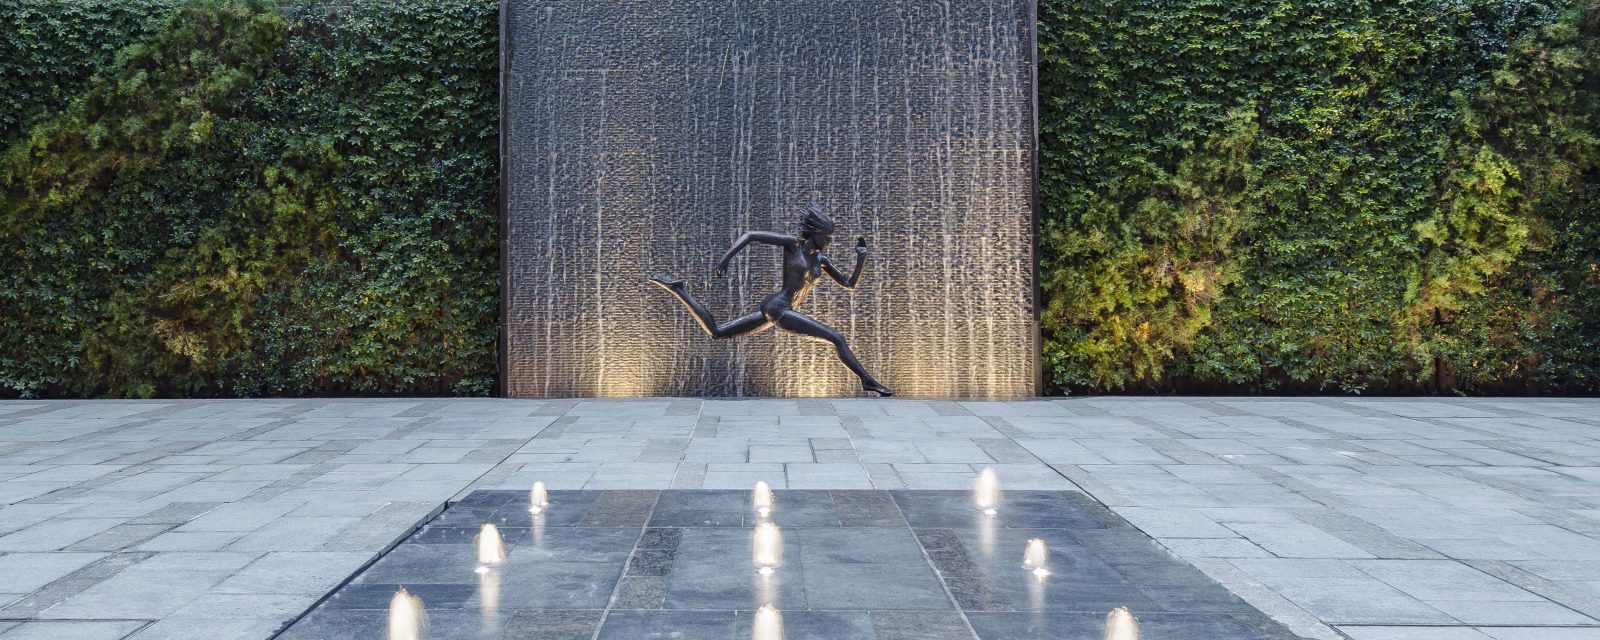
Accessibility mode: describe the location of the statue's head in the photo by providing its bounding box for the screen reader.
[800,203,835,250]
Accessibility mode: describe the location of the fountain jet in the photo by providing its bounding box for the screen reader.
[529,481,549,514]
[752,522,783,576]
[1104,606,1140,640]
[753,481,774,518]
[752,604,784,640]
[476,523,506,574]
[1023,538,1051,578]
[387,587,428,640]
[974,467,1000,515]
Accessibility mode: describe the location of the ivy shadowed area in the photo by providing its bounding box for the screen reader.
[0,0,499,398]
[1038,0,1600,395]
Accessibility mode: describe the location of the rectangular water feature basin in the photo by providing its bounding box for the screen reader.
[275,490,1300,639]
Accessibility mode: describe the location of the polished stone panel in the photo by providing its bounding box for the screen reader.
[277,489,1296,639]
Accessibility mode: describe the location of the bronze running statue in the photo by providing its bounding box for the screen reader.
[649,203,893,397]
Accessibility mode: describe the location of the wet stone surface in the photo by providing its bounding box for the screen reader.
[500,0,1040,400]
[277,490,1301,639]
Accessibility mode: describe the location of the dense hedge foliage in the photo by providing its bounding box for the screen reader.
[0,0,184,143]
[1038,0,1600,394]
[0,0,498,397]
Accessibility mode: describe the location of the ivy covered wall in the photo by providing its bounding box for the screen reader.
[1038,0,1600,395]
[0,0,1595,397]
[0,0,499,397]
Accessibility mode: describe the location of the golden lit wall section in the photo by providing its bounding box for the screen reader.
[502,0,1038,398]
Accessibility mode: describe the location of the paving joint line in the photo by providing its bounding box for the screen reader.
[262,501,451,640]
[885,491,986,640]
[590,489,667,640]
[448,404,567,502]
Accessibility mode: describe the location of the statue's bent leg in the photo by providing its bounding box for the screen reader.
[650,275,771,339]
[713,312,773,339]
[774,311,893,397]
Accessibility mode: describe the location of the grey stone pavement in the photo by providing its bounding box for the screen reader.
[0,397,1598,640]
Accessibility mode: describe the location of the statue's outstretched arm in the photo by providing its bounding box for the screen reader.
[821,237,869,290]
[715,231,796,276]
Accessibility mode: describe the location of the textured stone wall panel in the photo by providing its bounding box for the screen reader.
[504,0,1038,398]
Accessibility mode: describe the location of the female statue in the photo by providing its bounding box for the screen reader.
[649,204,893,397]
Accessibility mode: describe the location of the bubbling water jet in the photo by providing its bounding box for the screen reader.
[475,523,505,574]
[752,604,784,640]
[529,481,549,514]
[752,522,783,576]
[387,587,428,640]
[974,467,1000,515]
[753,480,774,518]
[1104,606,1140,640]
[1023,538,1050,578]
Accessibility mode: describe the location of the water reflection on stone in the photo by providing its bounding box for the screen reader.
[476,566,500,637]
[530,510,545,547]
[1026,571,1047,620]
[754,568,780,608]
[977,508,998,557]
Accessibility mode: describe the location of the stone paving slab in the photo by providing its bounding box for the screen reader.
[0,397,1598,639]
[278,489,1296,639]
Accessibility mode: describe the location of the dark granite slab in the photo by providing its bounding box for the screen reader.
[274,490,1303,639]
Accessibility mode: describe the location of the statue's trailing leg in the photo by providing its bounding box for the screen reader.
[649,275,772,339]
[773,310,894,397]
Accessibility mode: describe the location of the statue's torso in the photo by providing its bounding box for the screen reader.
[764,246,822,313]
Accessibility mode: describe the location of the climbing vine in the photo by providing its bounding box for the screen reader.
[1038,0,1598,394]
[0,0,498,397]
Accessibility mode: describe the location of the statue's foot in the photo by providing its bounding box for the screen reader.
[864,383,894,398]
[648,274,685,291]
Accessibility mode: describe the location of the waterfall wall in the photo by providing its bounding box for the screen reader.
[502,0,1039,398]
